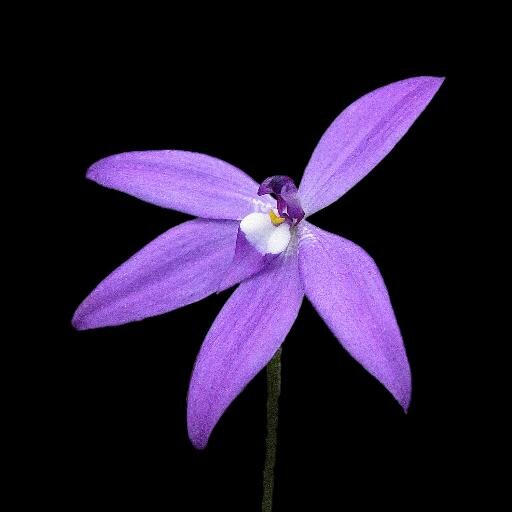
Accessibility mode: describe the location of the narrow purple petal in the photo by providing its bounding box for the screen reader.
[187,253,303,449]
[72,219,239,330]
[298,222,411,410]
[87,150,273,220]
[298,77,444,215]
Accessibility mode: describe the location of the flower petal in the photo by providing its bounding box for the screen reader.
[72,219,239,330]
[187,252,303,449]
[298,76,444,215]
[87,150,273,220]
[298,222,411,410]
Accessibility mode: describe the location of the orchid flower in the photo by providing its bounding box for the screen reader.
[73,76,444,452]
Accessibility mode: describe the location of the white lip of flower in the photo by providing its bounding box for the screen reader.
[240,211,291,254]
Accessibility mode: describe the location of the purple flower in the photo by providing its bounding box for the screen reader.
[73,76,444,449]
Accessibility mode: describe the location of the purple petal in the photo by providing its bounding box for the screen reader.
[187,253,303,449]
[298,77,444,215]
[87,150,273,220]
[298,222,411,410]
[72,219,239,330]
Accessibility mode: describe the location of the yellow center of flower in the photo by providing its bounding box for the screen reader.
[269,209,286,226]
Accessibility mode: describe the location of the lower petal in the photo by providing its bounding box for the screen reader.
[298,222,411,410]
[187,252,303,449]
[73,219,239,329]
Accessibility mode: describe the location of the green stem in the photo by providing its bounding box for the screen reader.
[261,347,282,512]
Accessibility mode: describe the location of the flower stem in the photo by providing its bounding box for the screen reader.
[262,347,282,512]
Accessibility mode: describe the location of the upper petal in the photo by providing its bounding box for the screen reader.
[72,218,239,329]
[298,222,411,410]
[187,252,303,449]
[87,150,273,220]
[298,77,444,215]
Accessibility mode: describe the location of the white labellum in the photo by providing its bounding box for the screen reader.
[240,212,291,254]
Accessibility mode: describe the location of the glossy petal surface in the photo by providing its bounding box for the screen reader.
[298,222,411,410]
[187,253,303,448]
[299,77,444,215]
[73,219,238,329]
[88,150,272,219]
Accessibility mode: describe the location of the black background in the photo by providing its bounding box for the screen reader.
[38,35,487,510]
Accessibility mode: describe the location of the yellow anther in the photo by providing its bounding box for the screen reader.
[269,209,286,226]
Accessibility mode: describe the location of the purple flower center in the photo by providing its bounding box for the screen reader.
[257,176,305,225]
